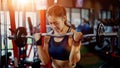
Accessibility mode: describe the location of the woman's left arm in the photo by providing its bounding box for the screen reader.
[69,31,83,66]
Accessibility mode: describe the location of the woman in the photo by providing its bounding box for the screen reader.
[34,5,83,68]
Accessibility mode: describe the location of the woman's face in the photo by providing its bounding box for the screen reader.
[47,16,66,33]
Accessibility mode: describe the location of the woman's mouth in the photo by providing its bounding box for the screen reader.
[54,27,61,32]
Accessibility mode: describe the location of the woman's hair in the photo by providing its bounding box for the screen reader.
[46,5,72,27]
[46,4,66,17]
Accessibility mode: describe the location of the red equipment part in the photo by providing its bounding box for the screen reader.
[39,10,51,68]
[7,0,18,68]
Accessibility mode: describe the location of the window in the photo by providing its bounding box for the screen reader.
[71,8,81,27]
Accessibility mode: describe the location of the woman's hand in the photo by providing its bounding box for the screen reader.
[34,33,42,45]
[73,32,83,43]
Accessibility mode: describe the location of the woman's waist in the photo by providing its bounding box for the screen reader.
[52,59,69,66]
[52,59,75,68]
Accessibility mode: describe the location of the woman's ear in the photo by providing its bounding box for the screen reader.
[63,16,67,22]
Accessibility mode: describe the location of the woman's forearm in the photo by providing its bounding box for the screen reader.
[37,46,50,65]
[69,41,81,65]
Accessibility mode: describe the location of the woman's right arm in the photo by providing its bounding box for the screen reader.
[34,33,51,65]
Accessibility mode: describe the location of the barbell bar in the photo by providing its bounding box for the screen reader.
[8,32,74,39]
[8,32,118,39]
[8,24,120,47]
[23,32,74,38]
[83,32,118,38]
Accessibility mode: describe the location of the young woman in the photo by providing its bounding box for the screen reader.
[34,5,83,68]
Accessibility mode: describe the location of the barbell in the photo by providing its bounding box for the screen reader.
[8,27,74,47]
[8,28,74,40]
[8,23,119,47]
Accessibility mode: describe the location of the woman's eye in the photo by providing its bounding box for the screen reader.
[54,22,58,25]
[49,22,52,25]
[49,21,58,26]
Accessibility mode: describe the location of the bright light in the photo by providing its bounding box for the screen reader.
[17,0,30,9]
[11,0,47,10]
[54,0,58,3]
[18,0,27,5]
[35,0,47,10]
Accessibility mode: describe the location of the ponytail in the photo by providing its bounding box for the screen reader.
[65,21,76,29]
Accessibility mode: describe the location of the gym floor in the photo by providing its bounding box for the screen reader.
[77,44,120,68]
[78,45,104,68]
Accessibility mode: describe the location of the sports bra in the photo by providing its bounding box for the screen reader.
[48,27,71,60]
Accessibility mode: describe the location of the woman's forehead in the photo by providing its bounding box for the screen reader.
[47,16,61,21]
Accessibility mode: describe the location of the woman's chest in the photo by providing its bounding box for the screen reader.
[48,36,71,60]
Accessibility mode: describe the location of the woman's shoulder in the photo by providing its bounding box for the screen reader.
[70,28,82,34]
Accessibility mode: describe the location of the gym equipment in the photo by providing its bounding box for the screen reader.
[93,20,120,68]
[96,23,119,49]
[14,27,27,47]
[1,52,12,68]
[8,27,73,47]
[28,17,33,35]
[8,23,119,48]
[8,30,73,39]
[27,17,41,68]
[99,18,120,26]
[3,1,9,67]
[96,23,105,48]
[8,0,19,67]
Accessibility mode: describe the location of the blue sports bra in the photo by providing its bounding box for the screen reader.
[48,28,71,60]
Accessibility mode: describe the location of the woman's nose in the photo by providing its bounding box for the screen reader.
[51,24,57,28]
